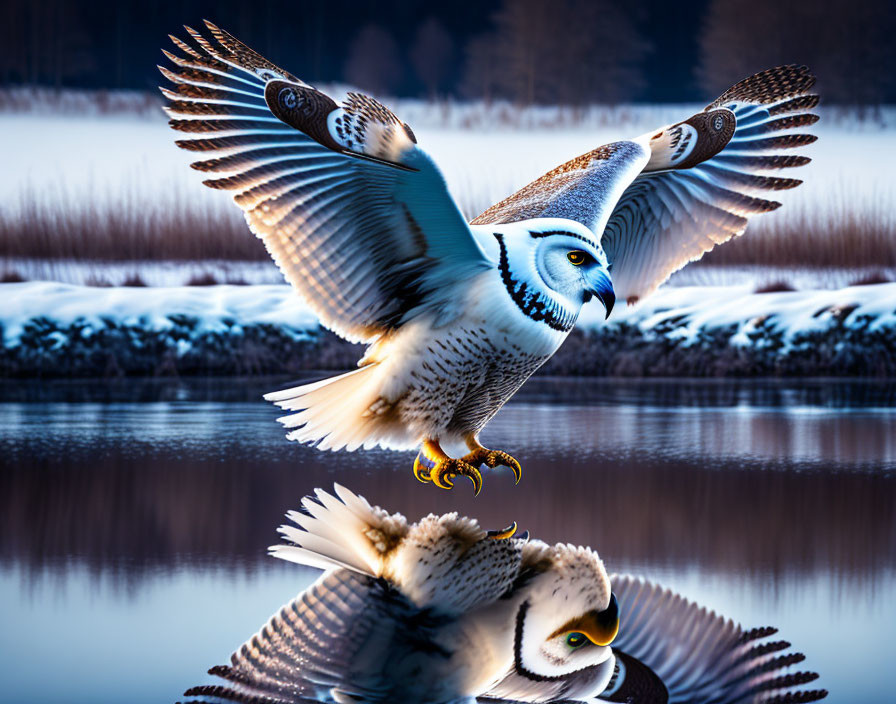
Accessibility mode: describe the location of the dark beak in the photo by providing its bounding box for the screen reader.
[588,269,615,319]
[596,288,615,320]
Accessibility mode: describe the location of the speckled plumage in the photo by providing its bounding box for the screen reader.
[177,487,826,704]
[161,24,816,489]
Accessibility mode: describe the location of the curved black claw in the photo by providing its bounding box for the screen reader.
[430,458,483,496]
[463,448,522,485]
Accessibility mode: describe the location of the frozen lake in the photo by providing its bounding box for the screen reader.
[1,377,894,703]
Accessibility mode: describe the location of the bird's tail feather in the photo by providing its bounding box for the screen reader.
[264,365,416,451]
[269,485,409,577]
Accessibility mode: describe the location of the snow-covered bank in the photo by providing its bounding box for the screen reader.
[2,282,895,378]
[0,258,284,288]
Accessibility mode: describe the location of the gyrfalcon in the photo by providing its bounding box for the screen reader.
[161,22,817,493]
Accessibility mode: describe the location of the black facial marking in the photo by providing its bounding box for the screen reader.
[528,229,594,245]
[494,233,576,332]
[515,601,561,682]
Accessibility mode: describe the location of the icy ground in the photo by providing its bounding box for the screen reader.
[3,281,894,377]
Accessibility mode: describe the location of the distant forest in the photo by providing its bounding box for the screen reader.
[0,0,894,105]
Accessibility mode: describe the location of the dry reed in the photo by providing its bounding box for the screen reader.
[1,183,893,269]
[0,187,266,262]
[703,194,896,269]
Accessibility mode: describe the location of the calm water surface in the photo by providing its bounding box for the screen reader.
[1,377,894,703]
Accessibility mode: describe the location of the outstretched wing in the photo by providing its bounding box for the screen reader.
[177,569,453,704]
[482,574,826,704]
[161,21,490,344]
[473,65,817,307]
[600,65,818,305]
[177,573,824,704]
[597,574,827,703]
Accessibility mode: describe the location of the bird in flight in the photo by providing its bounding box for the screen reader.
[176,485,826,704]
[161,22,817,494]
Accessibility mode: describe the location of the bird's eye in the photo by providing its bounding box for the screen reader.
[565,632,588,649]
[567,250,588,266]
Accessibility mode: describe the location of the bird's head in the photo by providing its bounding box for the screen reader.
[501,541,618,694]
[483,219,615,320]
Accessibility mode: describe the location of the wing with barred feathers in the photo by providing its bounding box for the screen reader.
[180,485,526,704]
[161,21,489,344]
[271,485,525,614]
[481,574,826,704]
[473,65,817,307]
[595,574,827,703]
[178,573,826,704]
[177,568,455,704]
[601,65,818,305]
[470,141,651,240]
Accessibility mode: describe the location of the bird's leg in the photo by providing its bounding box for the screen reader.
[413,438,483,495]
[461,434,522,484]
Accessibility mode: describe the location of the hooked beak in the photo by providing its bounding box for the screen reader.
[547,592,620,647]
[587,269,615,319]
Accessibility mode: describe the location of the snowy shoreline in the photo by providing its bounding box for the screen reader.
[2,281,895,378]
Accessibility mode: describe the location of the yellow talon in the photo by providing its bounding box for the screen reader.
[487,521,518,540]
[413,440,483,495]
[431,459,482,495]
[462,441,522,485]
[413,453,432,484]
[431,466,454,490]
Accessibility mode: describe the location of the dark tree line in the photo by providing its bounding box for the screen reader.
[460,0,650,105]
[1,0,894,106]
[0,0,95,87]
[698,0,895,109]
[344,1,649,104]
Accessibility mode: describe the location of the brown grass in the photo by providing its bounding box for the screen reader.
[0,188,265,262]
[0,87,162,118]
[1,175,893,270]
[702,195,896,269]
[849,271,892,286]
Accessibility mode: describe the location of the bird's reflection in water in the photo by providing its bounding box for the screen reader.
[0,378,892,703]
[175,487,826,704]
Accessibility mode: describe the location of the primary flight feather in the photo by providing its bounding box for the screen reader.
[161,22,817,494]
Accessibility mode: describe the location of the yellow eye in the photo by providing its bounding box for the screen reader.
[567,250,587,266]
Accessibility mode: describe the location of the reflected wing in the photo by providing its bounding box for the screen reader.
[601,65,818,305]
[178,569,449,704]
[162,22,489,344]
[178,571,826,704]
[598,574,827,703]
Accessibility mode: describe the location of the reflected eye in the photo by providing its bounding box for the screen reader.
[565,632,588,649]
[567,250,588,266]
